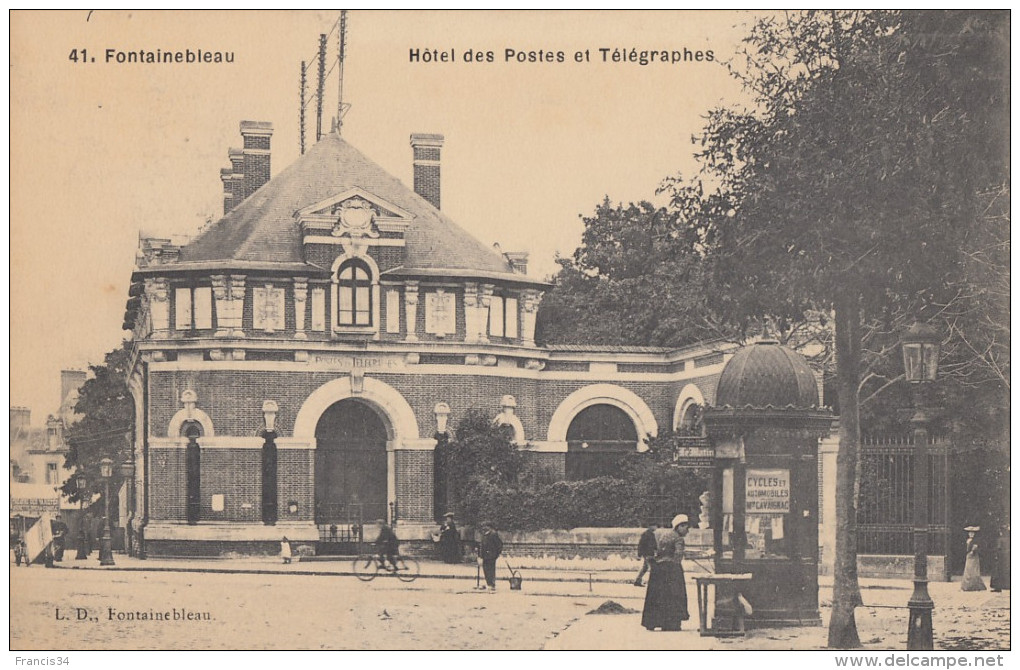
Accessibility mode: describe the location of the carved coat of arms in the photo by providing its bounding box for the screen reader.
[332,197,380,238]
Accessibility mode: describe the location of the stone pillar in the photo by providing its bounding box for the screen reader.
[228,275,247,337]
[404,281,419,342]
[818,432,839,576]
[292,278,308,340]
[463,282,479,343]
[478,284,494,344]
[212,275,229,337]
[145,278,170,335]
[520,290,543,346]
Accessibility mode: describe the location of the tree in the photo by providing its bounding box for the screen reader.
[672,11,1008,648]
[536,199,731,348]
[444,409,522,511]
[60,342,134,505]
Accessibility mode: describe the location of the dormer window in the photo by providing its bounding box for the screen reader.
[337,259,372,327]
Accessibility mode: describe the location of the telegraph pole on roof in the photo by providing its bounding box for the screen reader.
[337,11,351,135]
[316,34,327,141]
[299,60,307,154]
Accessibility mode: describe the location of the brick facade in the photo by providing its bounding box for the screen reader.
[125,125,745,558]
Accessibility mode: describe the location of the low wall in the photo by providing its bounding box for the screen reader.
[399,527,715,561]
[818,548,948,581]
[857,554,948,582]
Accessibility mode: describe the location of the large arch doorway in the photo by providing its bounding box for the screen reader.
[565,404,638,480]
[314,399,389,532]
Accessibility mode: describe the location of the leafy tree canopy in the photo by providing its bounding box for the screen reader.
[536,199,731,348]
[60,342,134,503]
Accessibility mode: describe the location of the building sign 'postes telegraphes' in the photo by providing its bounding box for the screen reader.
[746,468,790,513]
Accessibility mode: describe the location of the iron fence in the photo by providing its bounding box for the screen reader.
[857,436,950,558]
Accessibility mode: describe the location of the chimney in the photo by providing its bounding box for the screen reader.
[504,251,529,275]
[220,167,234,214]
[410,133,444,209]
[240,121,273,199]
[46,415,62,449]
[61,370,87,408]
[9,407,30,437]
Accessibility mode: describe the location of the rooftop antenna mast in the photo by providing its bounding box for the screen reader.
[299,60,307,154]
[315,33,327,141]
[336,10,351,135]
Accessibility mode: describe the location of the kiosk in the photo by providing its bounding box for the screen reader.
[702,340,833,630]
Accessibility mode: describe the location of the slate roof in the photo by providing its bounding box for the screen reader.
[177,132,539,284]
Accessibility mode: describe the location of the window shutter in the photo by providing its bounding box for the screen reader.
[505,297,519,338]
[174,287,192,330]
[193,287,213,330]
[489,296,504,337]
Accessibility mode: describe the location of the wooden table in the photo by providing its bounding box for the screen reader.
[694,573,753,637]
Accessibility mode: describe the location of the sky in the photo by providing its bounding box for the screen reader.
[10,10,754,423]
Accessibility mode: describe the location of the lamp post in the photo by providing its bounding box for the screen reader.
[98,457,115,566]
[75,471,89,560]
[902,322,940,650]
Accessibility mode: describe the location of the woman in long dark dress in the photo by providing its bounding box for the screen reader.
[991,524,1010,592]
[642,514,691,631]
[438,513,462,564]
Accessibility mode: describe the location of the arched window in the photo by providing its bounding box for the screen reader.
[565,404,638,480]
[678,403,704,436]
[182,421,203,525]
[336,259,372,327]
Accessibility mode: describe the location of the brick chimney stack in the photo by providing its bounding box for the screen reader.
[220,167,234,214]
[240,121,273,199]
[223,148,244,213]
[410,133,444,209]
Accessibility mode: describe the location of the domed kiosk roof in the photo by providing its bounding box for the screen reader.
[715,340,820,409]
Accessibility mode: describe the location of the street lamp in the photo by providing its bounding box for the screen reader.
[98,457,115,566]
[902,322,940,650]
[75,471,89,560]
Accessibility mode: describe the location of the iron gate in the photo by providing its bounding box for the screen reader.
[857,436,950,558]
[314,502,390,555]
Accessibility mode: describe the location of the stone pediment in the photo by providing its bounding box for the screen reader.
[297,187,414,237]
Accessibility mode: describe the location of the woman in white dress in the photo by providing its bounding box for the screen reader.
[961,526,986,591]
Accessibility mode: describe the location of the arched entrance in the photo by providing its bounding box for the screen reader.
[314,399,389,529]
[565,404,639,480]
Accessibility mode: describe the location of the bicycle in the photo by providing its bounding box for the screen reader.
[352,554,420,583]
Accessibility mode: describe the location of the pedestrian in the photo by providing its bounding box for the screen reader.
[329,524,338,542]
[641,514,691,631]
[990,523,1010,592]
[89,512,103,553]
[478,521,503,592]
[82,511,95,555]
[438,512,462,564]
[634,523,658,587]
[51,515,68,562]
[374,519,399,571]
[281,536,292,564]
[961,526,986,591]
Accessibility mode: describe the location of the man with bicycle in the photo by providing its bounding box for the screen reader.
[374,519,400,571]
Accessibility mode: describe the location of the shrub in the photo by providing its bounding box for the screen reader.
[446,408,710,531]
